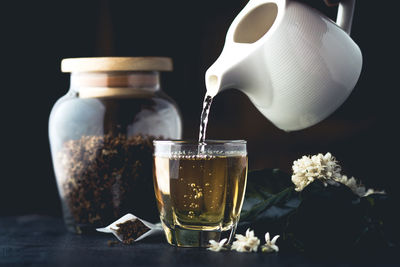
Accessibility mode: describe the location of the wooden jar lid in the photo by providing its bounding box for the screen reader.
[61,57,173,73]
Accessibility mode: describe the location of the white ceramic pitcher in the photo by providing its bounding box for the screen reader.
[205,0,362,131]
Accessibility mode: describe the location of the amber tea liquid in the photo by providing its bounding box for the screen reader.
[153,94,247,247]
[153,151,247,247]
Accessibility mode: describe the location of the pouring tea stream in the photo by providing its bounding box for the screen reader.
[205,0,362,131]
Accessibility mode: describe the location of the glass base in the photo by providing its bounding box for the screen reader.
[161,222,237,247]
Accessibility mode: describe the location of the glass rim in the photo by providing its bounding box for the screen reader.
[153,139,247,157]
[153,139,247,145]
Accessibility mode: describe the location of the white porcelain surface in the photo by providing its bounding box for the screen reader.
[206,0,362,131]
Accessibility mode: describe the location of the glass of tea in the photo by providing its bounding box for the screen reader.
[153,140,248,247]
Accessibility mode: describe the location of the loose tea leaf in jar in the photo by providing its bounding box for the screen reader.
[51,58,182,234]
[55,134,160,232]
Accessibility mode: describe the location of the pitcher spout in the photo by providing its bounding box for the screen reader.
[205,46,273,109]
[205,72,223,98]
[205,49,241,97]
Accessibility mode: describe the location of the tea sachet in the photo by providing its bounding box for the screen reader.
[96,214,163,244]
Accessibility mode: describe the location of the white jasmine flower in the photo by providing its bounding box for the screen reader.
[292,153,386,196]
[231,229,260,252]
[364,189,386,196]
[291,152,341,191]
[334,175,366,197]
[207,238,227,252]
[335,175,386,197]
[261,232,280,253]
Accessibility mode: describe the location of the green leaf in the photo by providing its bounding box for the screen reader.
[238,169,399,252]
[284,180,364,253]
[239,169,299,233]
[241,187,298,221]
[241,169,292,217]
[355,193,400,249]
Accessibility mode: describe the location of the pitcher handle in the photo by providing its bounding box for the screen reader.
[336,0,356,35]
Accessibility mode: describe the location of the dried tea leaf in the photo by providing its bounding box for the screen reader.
[55,134,160,231]
[115,219,150,244]
[96,213,163,243]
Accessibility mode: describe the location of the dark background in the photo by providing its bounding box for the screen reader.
[0,0,398,216]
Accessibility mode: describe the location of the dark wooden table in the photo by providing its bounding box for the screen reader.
[1,215,398,266]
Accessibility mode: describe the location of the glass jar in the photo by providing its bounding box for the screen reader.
[49,57,182,233]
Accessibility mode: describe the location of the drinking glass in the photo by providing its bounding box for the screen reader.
[153,140,248,247]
